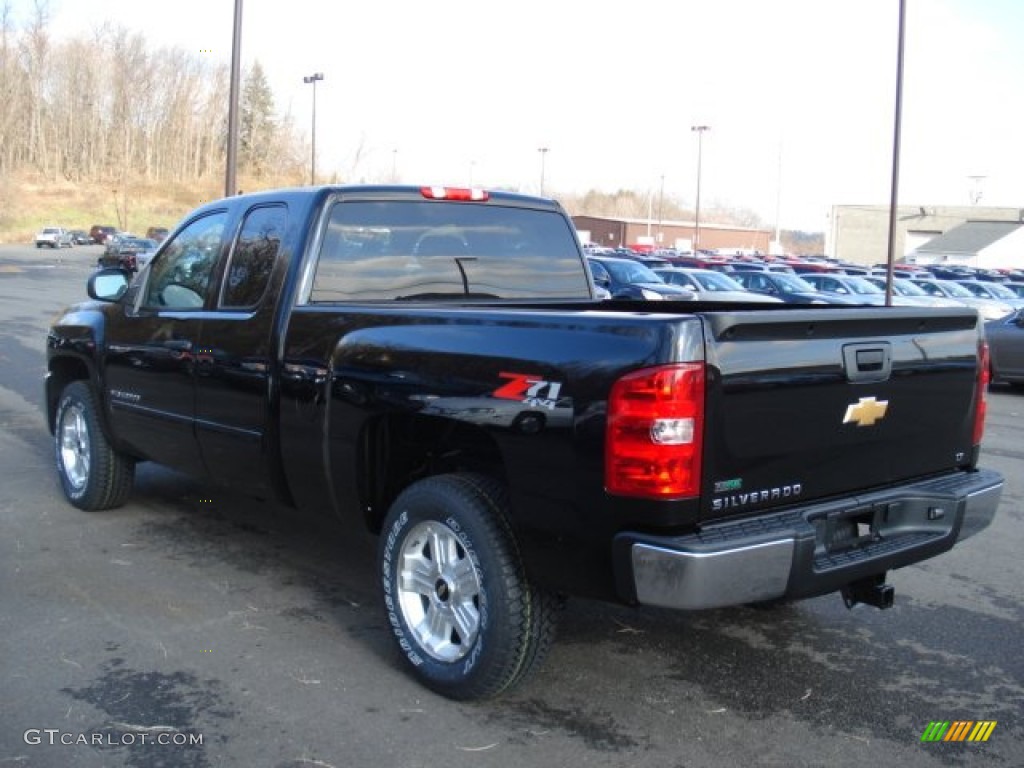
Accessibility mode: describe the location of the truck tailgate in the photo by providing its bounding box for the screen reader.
[700,307,983,523]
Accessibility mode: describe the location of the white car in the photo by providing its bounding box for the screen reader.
[35,226,73,249]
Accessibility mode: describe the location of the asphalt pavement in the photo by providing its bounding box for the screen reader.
[0,243,1020,767]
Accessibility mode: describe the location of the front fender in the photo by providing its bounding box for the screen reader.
[45,304,108,435]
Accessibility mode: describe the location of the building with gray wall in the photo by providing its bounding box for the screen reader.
[827,204,1024,266]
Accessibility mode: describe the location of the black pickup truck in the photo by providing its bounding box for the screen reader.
[46,185,1003,700]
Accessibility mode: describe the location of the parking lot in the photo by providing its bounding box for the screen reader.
[1,242,1021,767]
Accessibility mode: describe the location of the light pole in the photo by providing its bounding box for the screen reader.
[691,125,710,253]
[538,147,549,196]
[224,0,243,198]
[883,0,906,307]
[657,174,665,244]
[303,72,324,185]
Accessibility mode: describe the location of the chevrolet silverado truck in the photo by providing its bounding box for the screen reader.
[46,185,1003,700]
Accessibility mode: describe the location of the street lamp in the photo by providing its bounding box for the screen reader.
[303,72,324,185]
[538,147,549,196]
[691,125,710,253]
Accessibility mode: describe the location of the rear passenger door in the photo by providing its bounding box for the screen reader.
[194,204,289,495]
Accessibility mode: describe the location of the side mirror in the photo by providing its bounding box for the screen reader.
[87,268,131,302]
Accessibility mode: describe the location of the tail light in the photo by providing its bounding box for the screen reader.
[606,363,705,499]
[973,340,990,445]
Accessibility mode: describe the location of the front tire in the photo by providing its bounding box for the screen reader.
[54,381,134,510]
[379,473,557,700]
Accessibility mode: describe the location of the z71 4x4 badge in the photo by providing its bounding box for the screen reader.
[493,372,563,410]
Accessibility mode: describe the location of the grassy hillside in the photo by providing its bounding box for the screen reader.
[0,171,301,244]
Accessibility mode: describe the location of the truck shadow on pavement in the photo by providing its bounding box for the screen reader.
[11,413,1023,763]
[130,461,1024,759]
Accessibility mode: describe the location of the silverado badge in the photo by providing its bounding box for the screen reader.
[843,396,889,427]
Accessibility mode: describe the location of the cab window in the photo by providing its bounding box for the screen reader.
[221,205,286,308]
[309,200,588,302]
[142,213,227,309]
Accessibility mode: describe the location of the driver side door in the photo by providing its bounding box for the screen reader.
[103,211,229,474]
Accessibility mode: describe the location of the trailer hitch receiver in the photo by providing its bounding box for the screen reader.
[841,574,894,610]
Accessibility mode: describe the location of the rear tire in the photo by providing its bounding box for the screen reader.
[54,381,134,510]
[379,473,557,700]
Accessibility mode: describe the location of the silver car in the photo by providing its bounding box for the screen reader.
[800,274,889,305]
[862,276,964,307]
[653,268,784,303]
[954,279,1024,309]
[909,278,1015,320]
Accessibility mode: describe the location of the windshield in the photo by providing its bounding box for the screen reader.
[983,283,1017,299]
[937,280,973,298]
[693,271,745,291]
[844,276,885,295]
[892,278,927,296]
[774,273,817,292]
[603,260,663,284]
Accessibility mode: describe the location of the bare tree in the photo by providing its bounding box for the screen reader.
[0,12,310,194]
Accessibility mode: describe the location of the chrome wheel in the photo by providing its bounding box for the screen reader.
[396,520,482,662]
[58,403,90,491]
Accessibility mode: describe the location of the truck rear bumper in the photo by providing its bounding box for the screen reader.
[619,468,1003,610]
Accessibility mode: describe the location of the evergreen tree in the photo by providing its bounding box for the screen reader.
[240,60,275,178]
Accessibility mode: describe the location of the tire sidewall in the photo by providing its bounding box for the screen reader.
[380,482,506,696]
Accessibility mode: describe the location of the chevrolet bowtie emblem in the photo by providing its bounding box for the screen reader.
[843,397,889,427]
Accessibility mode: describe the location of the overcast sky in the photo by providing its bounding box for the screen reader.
[16,0,1024,231]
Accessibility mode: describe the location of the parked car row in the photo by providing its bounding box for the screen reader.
[583,252,1024,386]
[584,244,1023,283]
[32,223,171,249]
[584,255,1024,319]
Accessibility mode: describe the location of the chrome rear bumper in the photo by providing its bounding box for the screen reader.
[624,468,1003,611]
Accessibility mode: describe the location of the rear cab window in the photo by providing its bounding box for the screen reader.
[220,205,287,309]
[308,200,589,302]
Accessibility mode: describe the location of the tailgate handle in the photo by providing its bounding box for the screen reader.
[857,349,884,371]
[843,343,892,383]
